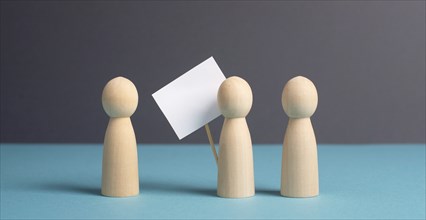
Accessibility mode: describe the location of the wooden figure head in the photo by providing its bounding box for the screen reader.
[102,76,138,118]
[217,76,253,118]
[282,76,318,118]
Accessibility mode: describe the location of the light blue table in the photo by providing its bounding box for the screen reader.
[1,144,425,219]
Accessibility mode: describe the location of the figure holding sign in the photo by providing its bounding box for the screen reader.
[217,76,255,198]
[152,58,255,199]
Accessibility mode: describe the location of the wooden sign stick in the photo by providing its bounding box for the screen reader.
[205,124,218,165]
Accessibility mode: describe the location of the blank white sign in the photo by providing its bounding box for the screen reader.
[152,57,226,140]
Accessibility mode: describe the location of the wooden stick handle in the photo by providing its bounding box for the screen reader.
[205,124,218,165]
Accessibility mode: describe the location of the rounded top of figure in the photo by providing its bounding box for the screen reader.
[282,76,318,118]
[102,76,138,118]
[217,76,253,118]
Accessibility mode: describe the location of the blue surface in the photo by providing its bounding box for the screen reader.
[1,144,425,219]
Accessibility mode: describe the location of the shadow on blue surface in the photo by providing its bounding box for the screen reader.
[32,181,280,198]
[140,180,216,196]
[257,189,281,196]
[35,182,100,196]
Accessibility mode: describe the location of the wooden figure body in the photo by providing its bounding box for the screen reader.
[217,76,255,198]
[101,76,139,197]
[281,76,319,198]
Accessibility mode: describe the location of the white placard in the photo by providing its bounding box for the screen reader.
[152,57,226,140]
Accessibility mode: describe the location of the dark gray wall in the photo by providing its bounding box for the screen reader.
[1,1,425,144]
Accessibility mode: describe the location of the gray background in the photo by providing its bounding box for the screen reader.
[1,1,425,144]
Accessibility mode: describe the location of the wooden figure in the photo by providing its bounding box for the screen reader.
[101,76,139,197]
[281,76,319,198]
[217,76,255,198]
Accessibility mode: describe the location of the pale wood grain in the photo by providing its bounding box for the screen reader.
[101,77,139,197]
[217,76,255,198]
[281,76,319,198]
